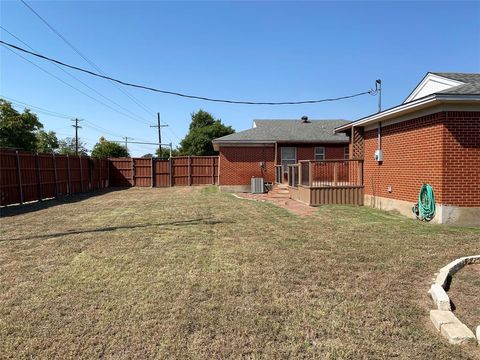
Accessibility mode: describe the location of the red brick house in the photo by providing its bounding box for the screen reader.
[212,118,350,192]
[335,72,480,226]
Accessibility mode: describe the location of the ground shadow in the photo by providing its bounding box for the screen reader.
[1,218,234,243]
[0,187,129,218]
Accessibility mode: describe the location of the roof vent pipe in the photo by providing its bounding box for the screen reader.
[301,116,309,123]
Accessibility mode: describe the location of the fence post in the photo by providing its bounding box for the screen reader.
[189,156,192,186]
[169,158,173,187]
[53,153,58,197]
[35,154,42,201]
[308,161,313,187]
[211,157,215,185]
[131,158,135,187]
[79,156,84,192]
[15,151,24,204]
[67,155,72,194]
[151,157,155,188]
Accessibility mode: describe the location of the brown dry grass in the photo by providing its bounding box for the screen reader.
[448,264,480,332]
[0,186,479,359]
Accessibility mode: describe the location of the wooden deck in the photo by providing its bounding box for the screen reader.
[275,159,364,206]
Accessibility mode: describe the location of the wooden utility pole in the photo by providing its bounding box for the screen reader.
[71,118,82,155]
[150,113,168,156]
[123,136,133,153]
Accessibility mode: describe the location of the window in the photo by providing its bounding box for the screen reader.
[281,147,296,173]
[314,147,325,160]
[344,146,350,160]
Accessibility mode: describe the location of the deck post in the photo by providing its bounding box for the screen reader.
[308,161,313,187]
[333,162,338,186]
[357,160,363,186]
[298,162,302,185]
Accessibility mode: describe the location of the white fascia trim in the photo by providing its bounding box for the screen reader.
[335,95,480,133]
[403,73,464,104]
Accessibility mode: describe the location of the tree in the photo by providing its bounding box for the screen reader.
[91,137,129,158]
[178,110,234,156]
[142,153,154,158]
[58,137,88,156]
[36,130,59,154]
[0,99,43,151]
[155,146,179,158]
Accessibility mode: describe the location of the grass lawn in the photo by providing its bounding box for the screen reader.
[448,264,480,332]
[0,186,479,359]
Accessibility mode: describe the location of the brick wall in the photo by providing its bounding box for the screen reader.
[442,112,480,206]
[363,111,480,207]
[218,143,348,185]
[219,146,275,185]
[277,144,348,163]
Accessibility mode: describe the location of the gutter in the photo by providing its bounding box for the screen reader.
[334,94,480,133]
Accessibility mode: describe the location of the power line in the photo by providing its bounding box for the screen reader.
[20,0,155,117]
[2,45,155,125]
[0,40,375,106]
[1,95,153,143]
[0,26,153,126]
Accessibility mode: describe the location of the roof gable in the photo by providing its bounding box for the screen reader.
[404,73,464,103]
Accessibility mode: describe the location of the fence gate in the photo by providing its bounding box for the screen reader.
[109,156,219,188]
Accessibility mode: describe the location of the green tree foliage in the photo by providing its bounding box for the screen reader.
[58,137,88,156]
[91,137,129,158]
[36,130,59,154]
[178,110,234,156]
[0,99,43,151]
[155,146,179,158]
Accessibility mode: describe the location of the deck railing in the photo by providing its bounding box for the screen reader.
[291,159,364,206]
[287,164,299,187]
[274,165,283,184]
[297,159,363,187]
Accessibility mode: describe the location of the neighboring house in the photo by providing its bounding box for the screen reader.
[335,72,480,226]
[212,118,350,192]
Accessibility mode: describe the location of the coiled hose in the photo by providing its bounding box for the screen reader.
[412,183,436,222]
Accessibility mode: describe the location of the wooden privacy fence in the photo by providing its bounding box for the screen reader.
[109,156,219,187]
[0,149,109,206]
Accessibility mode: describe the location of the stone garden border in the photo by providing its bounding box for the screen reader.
[428,255,480,345]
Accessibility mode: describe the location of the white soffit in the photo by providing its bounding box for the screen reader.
[404,73,464,103]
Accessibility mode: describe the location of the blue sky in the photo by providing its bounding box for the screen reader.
[1,1,479,156]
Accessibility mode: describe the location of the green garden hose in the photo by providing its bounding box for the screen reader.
[412,183,436,222]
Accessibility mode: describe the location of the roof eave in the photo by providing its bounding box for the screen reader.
[334,94,480,133]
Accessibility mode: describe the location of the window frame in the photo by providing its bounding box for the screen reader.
[314,146,325,161]
[344,146,350,160]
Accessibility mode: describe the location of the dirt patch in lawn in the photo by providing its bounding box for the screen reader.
[448,264,480,332]
[234,192,317,217]
[1,186,479,359]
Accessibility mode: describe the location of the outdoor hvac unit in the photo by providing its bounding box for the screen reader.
[251,177,265,194]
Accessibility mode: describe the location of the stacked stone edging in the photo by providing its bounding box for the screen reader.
[428,255,480,345]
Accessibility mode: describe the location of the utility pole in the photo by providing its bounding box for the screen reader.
[123,136,133,153]
[376,79,382,113]
[150,112,168,156]
[71,118,83,155]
